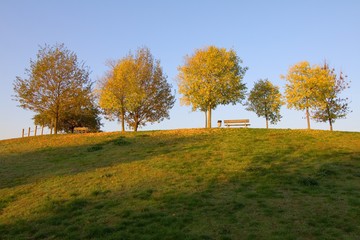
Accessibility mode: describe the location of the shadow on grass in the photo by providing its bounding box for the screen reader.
[0,133,206,189]
[1,159,360,240]
[0,184,233,239]
[1,129,360,238]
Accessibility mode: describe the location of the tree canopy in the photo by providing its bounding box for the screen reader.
[34,98,101,133]
[98,47,175,131]
[14,44,352,133]
[13,43,94,134]
[98,58,133,131]
[311,63,351,131]
[246,79,283,128]
[282,61,331,130]
[177,46,247,128]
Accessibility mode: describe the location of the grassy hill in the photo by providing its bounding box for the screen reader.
[1,128,360,239]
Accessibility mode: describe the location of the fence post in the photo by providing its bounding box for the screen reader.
[22,128,25,138]
[28,127,31,137]
[34,126,37,136]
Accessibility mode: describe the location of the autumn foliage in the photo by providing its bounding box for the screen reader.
[13,44,96,134]
[283,61,350,131]
[14,43,351,133]
[98,47,175,131]
[177,46,247,128]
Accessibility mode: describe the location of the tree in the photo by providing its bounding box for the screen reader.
[246,79,284,129]
[283,61,330,130]
[13,43,92,134]
[178,46,247,128]
[126,47,176,131]
[33,112,53,132]
[98,47,175,132]
[34,102,101,133]
[312,63,350,131]
[98,58,132,132]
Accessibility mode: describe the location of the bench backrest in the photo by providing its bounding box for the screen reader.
[224,119,249,124]
[74,127,89,133]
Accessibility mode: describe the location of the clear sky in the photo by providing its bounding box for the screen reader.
[1,0,359,140]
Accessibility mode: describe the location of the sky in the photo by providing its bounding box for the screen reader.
[1,0,359,140]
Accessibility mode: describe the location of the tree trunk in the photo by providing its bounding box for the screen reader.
[266,118,269,129]
[120,107,125,132]
[54,120,58,134]
[327,106,333,131]
[329,119,333,131]
[306,107,311,130]
[207,106,212,128]
[133,113,139,132]
[204,110,207,128]
[121,119,125,132]
[51,118,54,135]
[54,111,59,135]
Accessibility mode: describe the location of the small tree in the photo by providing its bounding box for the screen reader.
[312,63,350,131]
[246,79,284,129]
[178,46,247,128]
[98,47,175,131]
[34,102,101,133]
[33,112,53,131]
[283,61,330,129]
[98,58,132,132]
[13,43,92,134]
[59,102,101,133]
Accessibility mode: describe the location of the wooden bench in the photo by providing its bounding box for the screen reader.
[74,127,89,133]
[223,119,250,128]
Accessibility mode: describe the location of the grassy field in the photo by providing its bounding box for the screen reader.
[1,128,360,239]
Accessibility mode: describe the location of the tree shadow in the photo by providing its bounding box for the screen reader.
[1,130,360,239]
[1,149,359,240]
[0,132,208,189]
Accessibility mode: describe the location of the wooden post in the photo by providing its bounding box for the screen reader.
[22,128,25,138]
[41,126,44,135]
[28,127,31,137]
[34,126,37,136]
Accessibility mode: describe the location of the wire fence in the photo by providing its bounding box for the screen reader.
[21,126,53,137]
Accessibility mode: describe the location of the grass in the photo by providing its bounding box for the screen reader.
[0,128,360,239]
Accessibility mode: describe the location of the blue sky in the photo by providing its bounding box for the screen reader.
[1,0,359,140]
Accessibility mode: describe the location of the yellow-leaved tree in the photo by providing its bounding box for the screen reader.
[98,47,175,131]
[283,61,332,129]
[98,57,133,132]
[177,46,247,128]
[312,62,351,131]
[13,43,94,134]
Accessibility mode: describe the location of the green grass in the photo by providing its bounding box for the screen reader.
[0,128,360,239]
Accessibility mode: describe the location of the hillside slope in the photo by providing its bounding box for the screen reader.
[1,128,360,239]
